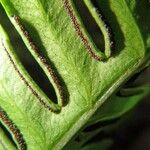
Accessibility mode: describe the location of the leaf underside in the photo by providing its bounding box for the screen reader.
[0,0,150,149]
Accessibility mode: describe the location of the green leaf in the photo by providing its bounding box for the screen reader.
[88,86,150,124]
[0,126,17,150]
[126,0,150,49]
[0,0,149,149]
[81,139,113,150]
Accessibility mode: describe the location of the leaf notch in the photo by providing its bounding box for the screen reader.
[12,16,68,108]
[0,108,26,150]
[63,0,115,61]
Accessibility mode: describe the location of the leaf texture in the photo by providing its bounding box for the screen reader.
[0,0,149,149]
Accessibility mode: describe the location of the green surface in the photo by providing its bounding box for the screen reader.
[0,0,149,149]
[0,127,16,150]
